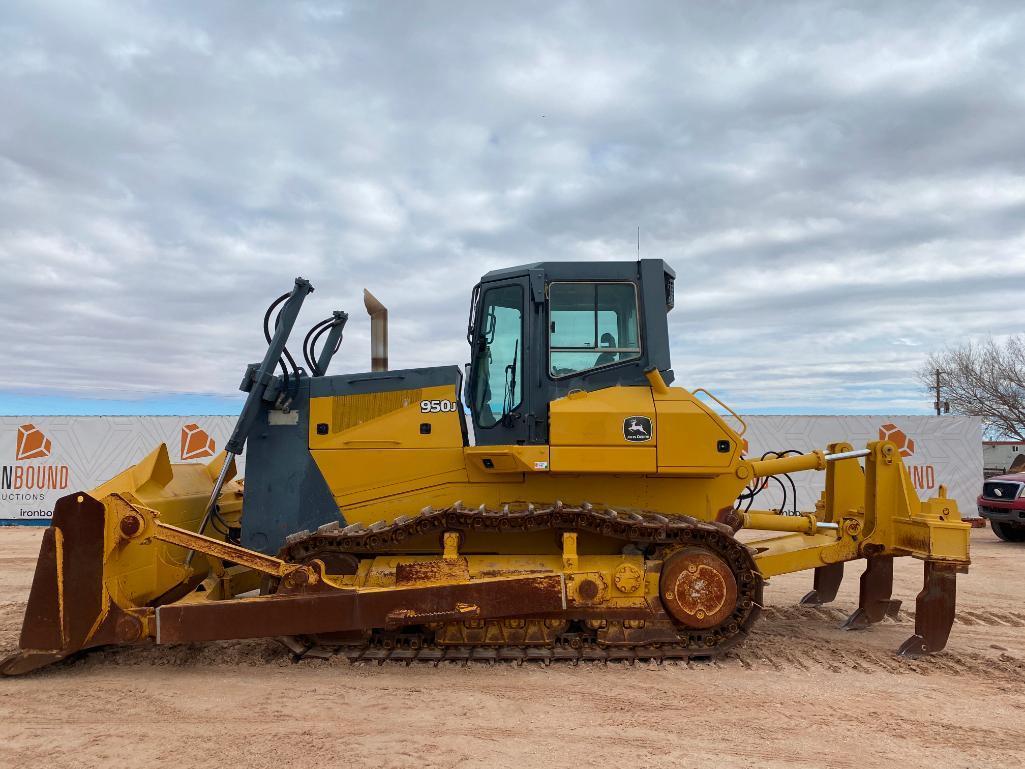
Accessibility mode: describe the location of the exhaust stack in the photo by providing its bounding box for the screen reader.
[363,289,388,372]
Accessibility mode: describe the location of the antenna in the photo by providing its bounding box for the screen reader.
[637,226,640,259]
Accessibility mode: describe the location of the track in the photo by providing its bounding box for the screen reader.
[182,502,1015,673]
[277,501,763,658]
[8,599,1018,679]
[2,524,1022,680]
[272,604,1025,681]
[279,500,743,556]
[3,601,1019,683]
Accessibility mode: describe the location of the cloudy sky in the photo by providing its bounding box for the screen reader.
[1,1,1024,416]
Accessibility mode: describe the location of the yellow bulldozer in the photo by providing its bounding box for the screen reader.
[1,260,970,674]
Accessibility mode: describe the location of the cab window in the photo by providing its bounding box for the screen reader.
[549,282,640,377]
[472,285,523,427]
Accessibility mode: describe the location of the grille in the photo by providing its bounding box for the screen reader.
[331,389,423,433]
[981,480,1022,501]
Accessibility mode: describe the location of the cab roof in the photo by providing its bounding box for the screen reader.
[480,258,675,284]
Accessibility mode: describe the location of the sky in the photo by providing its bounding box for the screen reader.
[1,1,1024,416]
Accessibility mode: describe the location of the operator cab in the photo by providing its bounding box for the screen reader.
[465,259,676,446]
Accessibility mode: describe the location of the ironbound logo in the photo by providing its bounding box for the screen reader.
[624,416,652,442]
[16,424,51,460]
[180,424,216,460]
[878,422,935,490]
[879,423,915,458]
[2,423,69,491]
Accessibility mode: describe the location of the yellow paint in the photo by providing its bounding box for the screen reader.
[650,384,740,470]
[314,447,469,507]
[302,383,969,578]
[37,379,969,651]
[90,445,243,610]
[353,552,649,608]
[549,386,654,446]
[464,445,550,473]
[550,446,656,474]
[54,526,65,646]
[309,384,464,450]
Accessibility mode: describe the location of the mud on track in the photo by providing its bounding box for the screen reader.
[1,527,1023,769]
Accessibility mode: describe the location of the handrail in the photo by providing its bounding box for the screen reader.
[692,387,747,436]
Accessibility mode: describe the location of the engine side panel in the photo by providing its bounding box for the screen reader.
[241,366,466,554]
[301,382,751,542]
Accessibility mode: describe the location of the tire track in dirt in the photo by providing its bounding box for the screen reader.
[767,604,1025,627]
[2,599,1022,682]
[734,633,1025,679]
[27,633,1023,684]
[744,604,1025,680]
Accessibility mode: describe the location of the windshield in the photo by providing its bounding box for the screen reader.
[472,284,523,428]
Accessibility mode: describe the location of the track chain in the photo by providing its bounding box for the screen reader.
[296,640,726,665]
[277,501,763,662]
[280,500,740,559]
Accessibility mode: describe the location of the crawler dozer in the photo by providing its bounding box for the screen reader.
[1,260,971,674]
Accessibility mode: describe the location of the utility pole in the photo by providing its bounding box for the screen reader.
[933,368,949,415]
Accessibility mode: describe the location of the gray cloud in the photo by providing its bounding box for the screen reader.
[1,1,1024,413]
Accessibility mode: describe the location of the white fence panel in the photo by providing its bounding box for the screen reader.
[0,414,983,523]
[742,416,983,518]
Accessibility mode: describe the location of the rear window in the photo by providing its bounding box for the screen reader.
[549,282,640,377]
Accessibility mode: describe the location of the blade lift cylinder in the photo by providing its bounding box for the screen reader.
[187,277,314,561]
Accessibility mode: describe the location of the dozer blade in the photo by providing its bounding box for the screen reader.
[840,555,901,630]
[2,443,240,676]
[896,561,958,657]
[1,484,577,674]
[799,562,844,606]
[0,494,141,676]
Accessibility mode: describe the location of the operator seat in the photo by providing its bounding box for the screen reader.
[594,332,617,367]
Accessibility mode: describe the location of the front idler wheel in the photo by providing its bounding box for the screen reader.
[660,547,738,630]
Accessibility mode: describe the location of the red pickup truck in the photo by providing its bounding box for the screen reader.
[977,473,1025,541]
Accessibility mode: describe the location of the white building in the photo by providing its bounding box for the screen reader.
[983,441,1025,477]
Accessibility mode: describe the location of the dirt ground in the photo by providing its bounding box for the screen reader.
[0,527,1023,769]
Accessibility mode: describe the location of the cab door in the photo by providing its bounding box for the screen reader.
[467,278,531,446]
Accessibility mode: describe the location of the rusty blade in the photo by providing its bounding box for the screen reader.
[0,521,71,675]
[0,649,71,676]
[1,493,149,677]
[155,574,566,644]
[24,494,108,651]
[1,493,135,676]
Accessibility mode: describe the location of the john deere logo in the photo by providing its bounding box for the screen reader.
[16,424,51,460]
[180,424,216,460]
[624,416,652,442]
